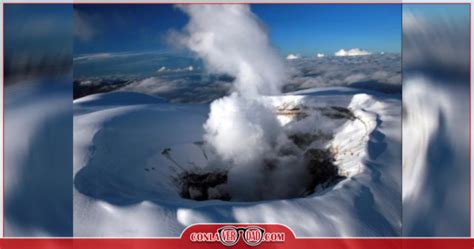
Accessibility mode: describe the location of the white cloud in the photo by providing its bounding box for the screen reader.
[74,53,113,61]
[316,53,325,58]
[156,65,194,73]
[334,48,371,57]
[157,66,167,73]
[120,77,177,95]
[73,51,150,62]
[286,54,300,60]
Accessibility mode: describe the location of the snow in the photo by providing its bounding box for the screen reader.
[73,87,401,237]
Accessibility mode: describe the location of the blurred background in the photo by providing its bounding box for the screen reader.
[402,4,470,237]
[5,5,72,83]
[4,4,73,236]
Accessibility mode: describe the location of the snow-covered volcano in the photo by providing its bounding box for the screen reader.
[73,87,401,237]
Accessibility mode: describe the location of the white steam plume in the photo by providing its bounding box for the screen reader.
[175,5,294,200]
[175,5,286,97]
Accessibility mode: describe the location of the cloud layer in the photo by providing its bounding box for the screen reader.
[75,52,401,103]
[118,75,232,103]
[285,53,401,93]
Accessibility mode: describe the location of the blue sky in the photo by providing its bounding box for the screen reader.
[74,4,402,56]
[253,4,401,55]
